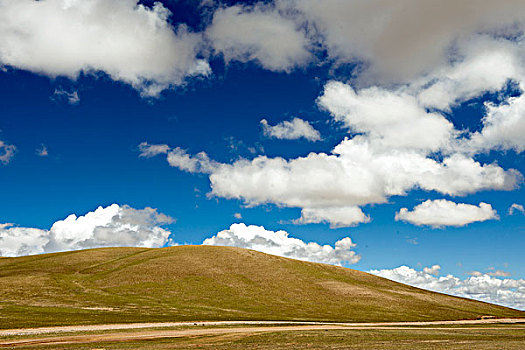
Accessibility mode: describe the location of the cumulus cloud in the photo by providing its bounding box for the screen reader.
[207,139,517,219]
[203,223,360,265]
[0,204,174,257]
[0,0,210,96]
[137,2,525,229]
[295,206,370,228]
[370,265,525,310]
[148,134,519,227]
[280,0,525,83]
[508,203,525,215]
[423,265,441,276]
[261,117,321,141]
[0,224,49,257]
[3,0,525,96]
[318,81,455,152]
[206,4,311,72]
[395,199,499,228]
[415,36,523,111]
[466,92,525,153]
[0,140,16,164]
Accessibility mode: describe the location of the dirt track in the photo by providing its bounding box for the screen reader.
[1,318,523,337]
[0,319,523,347]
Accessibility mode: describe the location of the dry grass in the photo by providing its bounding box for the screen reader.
[0,246,523,329]
[5,326,524,349]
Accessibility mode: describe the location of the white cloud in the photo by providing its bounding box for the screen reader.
[370,265,525,310]
[234,212,242,219]
[52,89,79,105]
[295,206,370,228]
[36,144,49,157]
[206,4,311,72]
[423,265,441,276]
[261,117,321,141]
[318,81,454,152]
[416,36,523,111]
[208,138,517,213]
[148,134,519,228]
[203,223,360,266]
[466,93,525,153]
[138,143,220,174]
[508,203,525,215]
[395,199,499,228]
[0,224,49,257]
[0,140,16,164]
[0,0,210,96]
[166,147,219,174]
[138,5,525,229]
[138,142,170,158]
[0,204,174,257]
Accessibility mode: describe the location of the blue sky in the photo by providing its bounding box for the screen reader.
[0,0,524,309]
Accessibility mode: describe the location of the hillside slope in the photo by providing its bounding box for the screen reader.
[0,246,522,328]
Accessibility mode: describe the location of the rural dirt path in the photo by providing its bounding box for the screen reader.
[1,322,525,348]
[0,318,523,347]
[1,318,523,337]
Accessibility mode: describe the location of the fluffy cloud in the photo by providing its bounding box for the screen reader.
[466,92,525,153]
[508,203,525,215]
[0,224,49,257]
[295,206,370,228]
[415,36,523,111]
[206,4,311,72]
[370,265,525,310]
[261,118,321,141]
[395,199,499,228]
[207,139,517,220]
[0,140,16,164]
[147,134,519,227]
[137,2,525,228]
[423,265,441,276]
[3,0,525,96]
[203,223,360,266]
[0,204,174,257]
[0,0,209,96]
[318,81,455,152]
[280,0,525,83]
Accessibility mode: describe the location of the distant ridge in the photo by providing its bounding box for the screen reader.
[0,245,523,328]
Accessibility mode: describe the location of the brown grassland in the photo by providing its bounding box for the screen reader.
[0,245,523,330]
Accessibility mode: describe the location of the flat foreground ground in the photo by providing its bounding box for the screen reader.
[0,319,523,349]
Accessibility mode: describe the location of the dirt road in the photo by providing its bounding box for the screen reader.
[0,319,523,347]
[1,318,523,337]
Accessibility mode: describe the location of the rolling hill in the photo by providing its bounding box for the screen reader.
[0,245,522,328]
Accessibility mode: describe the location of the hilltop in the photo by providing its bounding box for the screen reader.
[0,246,522,328]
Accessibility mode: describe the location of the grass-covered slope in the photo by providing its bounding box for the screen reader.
[0,246,522,328]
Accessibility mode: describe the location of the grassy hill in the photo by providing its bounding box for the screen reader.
[0,246,522,328]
